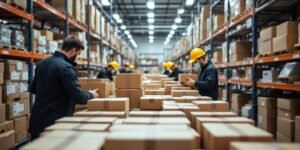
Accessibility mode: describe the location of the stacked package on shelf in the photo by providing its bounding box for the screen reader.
[258,26,276,54]
[272,21,298,53]
[257,97,277,138]
[231,93,251,115]
[222,42,227,62]
[116,74,143,109]
[276,98,300,142]
[213,49,222,64]
[193,15,199,45]
[95,8,101,35]
[101,16,106,40]
[213,14,224,32]
[229,0,246,21]
[186,24,193,51]
[90,45,101,63]
[47,0,73,17]
[86,4,96,32]
[0,60,30,148]
[230,40,252,62]
[40,30,58,54]
[71,0,86,25]
[10,30,25,49]
[231,142,300,150]
[0,24,11,46]
[200,5,210,41]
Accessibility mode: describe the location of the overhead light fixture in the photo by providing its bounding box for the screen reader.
[125,30,130,35]
[148,25,154,30]
[121,25,126,30]
[172,24,177,30]
[147,0,155,9]
[113,13,120,20]
[175,17,182,23]
[164,41,168,45]
[186,0,195,6]
[101,0,111,6]
[170,30,175,35]
[149,31,154,35]
[117,19,123,24]
[149,39,153,43]
[128,34,132,39]
[178,8,185,14]
[147,12,155,18]
[148,18,155,23]
[182,32,186,36]
[149,36,154,40]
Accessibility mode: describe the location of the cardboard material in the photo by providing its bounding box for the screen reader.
[231,93,251,113]
[164,96,212,103]
[120,117,191,126]
[56,117,117,125]
[257,106,276,135]
[6,100,29,120]
[128,111,186,118]
[257,97,277,108]
[258,40,272,54]
[277,98,300,120]
[46,123,110,132]
[143,84,161,90]
[171,87,192,91]
[230,142,300,150]
[276,21,298,36]
[109,124,190,132]
[162,105,200,119]
[105,131,194,150]
[80,81,110,98]
[192,101,229,112]
[260,26,276,42]
[0,104,5,123]
[116,89,143,109]
[144,90,165,95]
[178,74,198,84]
[87,98,129,112]
[277,117,295,140]
[203,123,272,150]
[73,111,126,118]
[276,132,293,142]
[273,34,298,53]
[14,116,27,143]
[230,41,252,62]
[0,130,15,150]
[0,120,14,133]
[115,74,142,89]
[296,116,300,142]
[140,96,164,110]
[21,131,107,150]
[171,90,199,97]
[190,112,237,128]
[164,84,183,95]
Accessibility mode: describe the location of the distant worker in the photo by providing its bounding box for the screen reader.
[167,61,183,81]
[29,36,99,140]
[119,63,129,73]
[128,64,135,73]
[162,62,170,76]
[184,48,218,100]
[97,61,119,81]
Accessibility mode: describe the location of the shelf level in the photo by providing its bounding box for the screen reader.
[228,79,252,86]
[0,2,33,22]
[257,82,300,92]
[255,51,300,64]
[0,48,31,60]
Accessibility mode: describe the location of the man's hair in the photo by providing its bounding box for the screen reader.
[62,35,84,52]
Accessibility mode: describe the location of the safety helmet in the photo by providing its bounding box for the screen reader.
[162,62,168,68]
[166,61,175,70]
[109,61,119,71]
[188,48,206,63]
[129,64,135,70]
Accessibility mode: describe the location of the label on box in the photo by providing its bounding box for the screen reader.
[10,71,20,80]
[17,62,23,71]
[6,84,16,95]
[13,102,24,117]
[285,113,289,117]
[22,72,28,80]
[19,83,28,93]
[258,115,263,124]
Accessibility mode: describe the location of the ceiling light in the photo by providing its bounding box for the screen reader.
[147,12,155,18]
[128,34,132,39]
[164,42,168,45]
[121,25,126,30]
[148,25,154,30]
[170,30,175,35]
[117,19,123,24]
[130,39,134,43]
[172,24,177,30]
[149,31,154,35]
[175,17,182,23]
[147,1,155,9]
[182,32,186,36]
[113,13,120,20]
[149,40,153,43]
[178,8,184,14]
[148,18,155,23]
[186,0,195,6]
[101,0,111,6]
[149,36,154,40]
[125,30,130,35]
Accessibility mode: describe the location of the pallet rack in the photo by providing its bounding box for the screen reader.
[171,0,300,124]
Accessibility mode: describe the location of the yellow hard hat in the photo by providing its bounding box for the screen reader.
[109,61,119,71]
[166,61,174,70]
[189,48,206,63]
[162,62,168,68]
[129,64,135,70]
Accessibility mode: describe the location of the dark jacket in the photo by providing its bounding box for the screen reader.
[29,51,93,137]
[97,67,114,81]
[169,67,183,81]
[163,70,170,76]
[119,68,127,73]
[195,60,219,100]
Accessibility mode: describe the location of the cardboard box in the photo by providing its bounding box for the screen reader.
[80,82,110,98]
[0,104,5,123]
[128,111,186,118]
[171,90,199,97]
[0,130,15,150]
[0,120,14,133]
[213,50,223,64]
[116,89,143,109]
[230,142,300,150]
[258,40,272,54]
[230,41,252,60]
[163,105,200,120]
[46,123,110,132]
[144,90,165,95]
[56,117,117,125]
[260,26,276,42]
[109,124,190,132]
[40,30,53,41]
[6,100,29,120]
[120,117,191,126]
[295,116,300,142]
[5,60,26,72]
[49,0,73,16]
[87,98,129,112]
[277,117,295,140]
[143,84,161,90]
[21,131,107,150]
[277,98,300,120]
[276,21,298,36]
[171,87,191,91]
[257,97,276,108]
[257,106,276,134]
[190,112,237,128]
[115,74,142,89]
[105,131,194,150]
[192,101,229,112]
[0,62,4,73]
[213,15,224,31]
[178,74,198,84]
[14,116,27,143]
[273,34,298,53]
[140,96,164,110]
[277,132,293,142]
[164,84,183,95]
[74,104,87,113]
[231,93,251,112]
[203,123,272,150]
[0,73,3,84]
[74,111,126,118]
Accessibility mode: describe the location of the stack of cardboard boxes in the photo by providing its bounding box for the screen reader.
[116,74,143,109]
[273,21,298,53]
[79,78,110,98]
[258,26,276,54]
[257,97,277,137]
[231,93,251,115]
[200,5,210,41]
[230,41,252,62]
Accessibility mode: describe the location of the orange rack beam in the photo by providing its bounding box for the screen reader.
[257,82,300,92]
[0,2,33,22]
[255,51,300,64]
[228,79,252,86]
[0,48,31,59]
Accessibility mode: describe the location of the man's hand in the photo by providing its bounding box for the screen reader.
[89,88,99,98]
[185,78,195,87]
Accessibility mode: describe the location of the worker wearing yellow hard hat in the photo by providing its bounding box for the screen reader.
[162,62,170,76]
[97,61,119,81]
[128,64,135,73]
[119,63,130,73]
[184,48,218,100]
[167,61,183,81]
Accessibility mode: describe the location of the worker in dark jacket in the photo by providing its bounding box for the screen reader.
[184,48,219,100]
[168,61,183,81]
[127,64,134,73]
[29,36,99,140]
[119,63,129,73]
[162,62,170,76]
[97,61,119,81]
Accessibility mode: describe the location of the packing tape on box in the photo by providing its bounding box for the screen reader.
[212,103,217,110]
[227,124,250,141]
[51,130,83,149]
[78,117,94,124]
[152,111,160,118]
